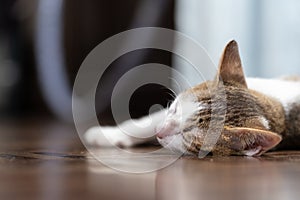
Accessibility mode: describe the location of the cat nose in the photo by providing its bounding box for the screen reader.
[156,120,179,139]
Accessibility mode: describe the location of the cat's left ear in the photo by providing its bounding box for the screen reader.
[216,40,247,88]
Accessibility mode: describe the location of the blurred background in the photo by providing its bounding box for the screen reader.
[1,0,300,124]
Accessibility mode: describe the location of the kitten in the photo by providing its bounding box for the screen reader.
[84,40,300,156]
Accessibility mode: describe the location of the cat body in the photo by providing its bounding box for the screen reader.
[85,41,300,156]
[247,78,300,149]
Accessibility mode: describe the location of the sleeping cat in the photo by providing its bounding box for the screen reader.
[84,40,300,156]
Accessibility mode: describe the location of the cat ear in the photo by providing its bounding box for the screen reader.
[221,127,282,156]
[216,40,247,88]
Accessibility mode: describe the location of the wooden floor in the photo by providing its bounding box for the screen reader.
[1,119,300,200]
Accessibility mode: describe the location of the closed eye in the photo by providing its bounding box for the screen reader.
[169,107,177,114]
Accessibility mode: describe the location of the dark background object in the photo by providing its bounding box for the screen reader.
[0,0,32,118]
[0,0,175,122]
[63,0,175,124]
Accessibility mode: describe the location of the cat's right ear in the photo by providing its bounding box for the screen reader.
[219,127,282,156]
[216,40,247,88]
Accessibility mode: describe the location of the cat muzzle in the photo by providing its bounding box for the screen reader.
[156,120,180,139]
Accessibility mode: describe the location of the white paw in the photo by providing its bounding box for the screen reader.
[84,126,136,147]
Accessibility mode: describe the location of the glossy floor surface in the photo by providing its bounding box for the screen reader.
[1,120,300,200]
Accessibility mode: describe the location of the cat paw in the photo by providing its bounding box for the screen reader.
[84,126,136,147]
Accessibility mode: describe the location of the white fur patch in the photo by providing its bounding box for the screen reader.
[247,78,300,112]
[242,146,262,156]
[258,116,270,130]
[156,94,205,153]
[84,126,133,147]
[171,94,204,127]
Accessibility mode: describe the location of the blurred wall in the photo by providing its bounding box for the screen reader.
[175,0,300,85]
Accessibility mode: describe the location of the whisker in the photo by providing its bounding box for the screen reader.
[167,91,177,100]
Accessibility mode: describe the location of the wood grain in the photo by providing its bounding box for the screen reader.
[0,119,300,200]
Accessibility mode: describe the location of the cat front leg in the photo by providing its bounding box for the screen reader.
[84,109,167,147]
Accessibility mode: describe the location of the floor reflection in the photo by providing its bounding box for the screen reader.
[87,159,157,200]
[86,147,182,173]
[155,156,300,200]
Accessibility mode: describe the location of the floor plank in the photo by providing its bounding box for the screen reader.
[0,120,300,200]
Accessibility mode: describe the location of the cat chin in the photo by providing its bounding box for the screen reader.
[157,134,187,154]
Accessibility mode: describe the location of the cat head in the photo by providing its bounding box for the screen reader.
[156,40,282,156]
